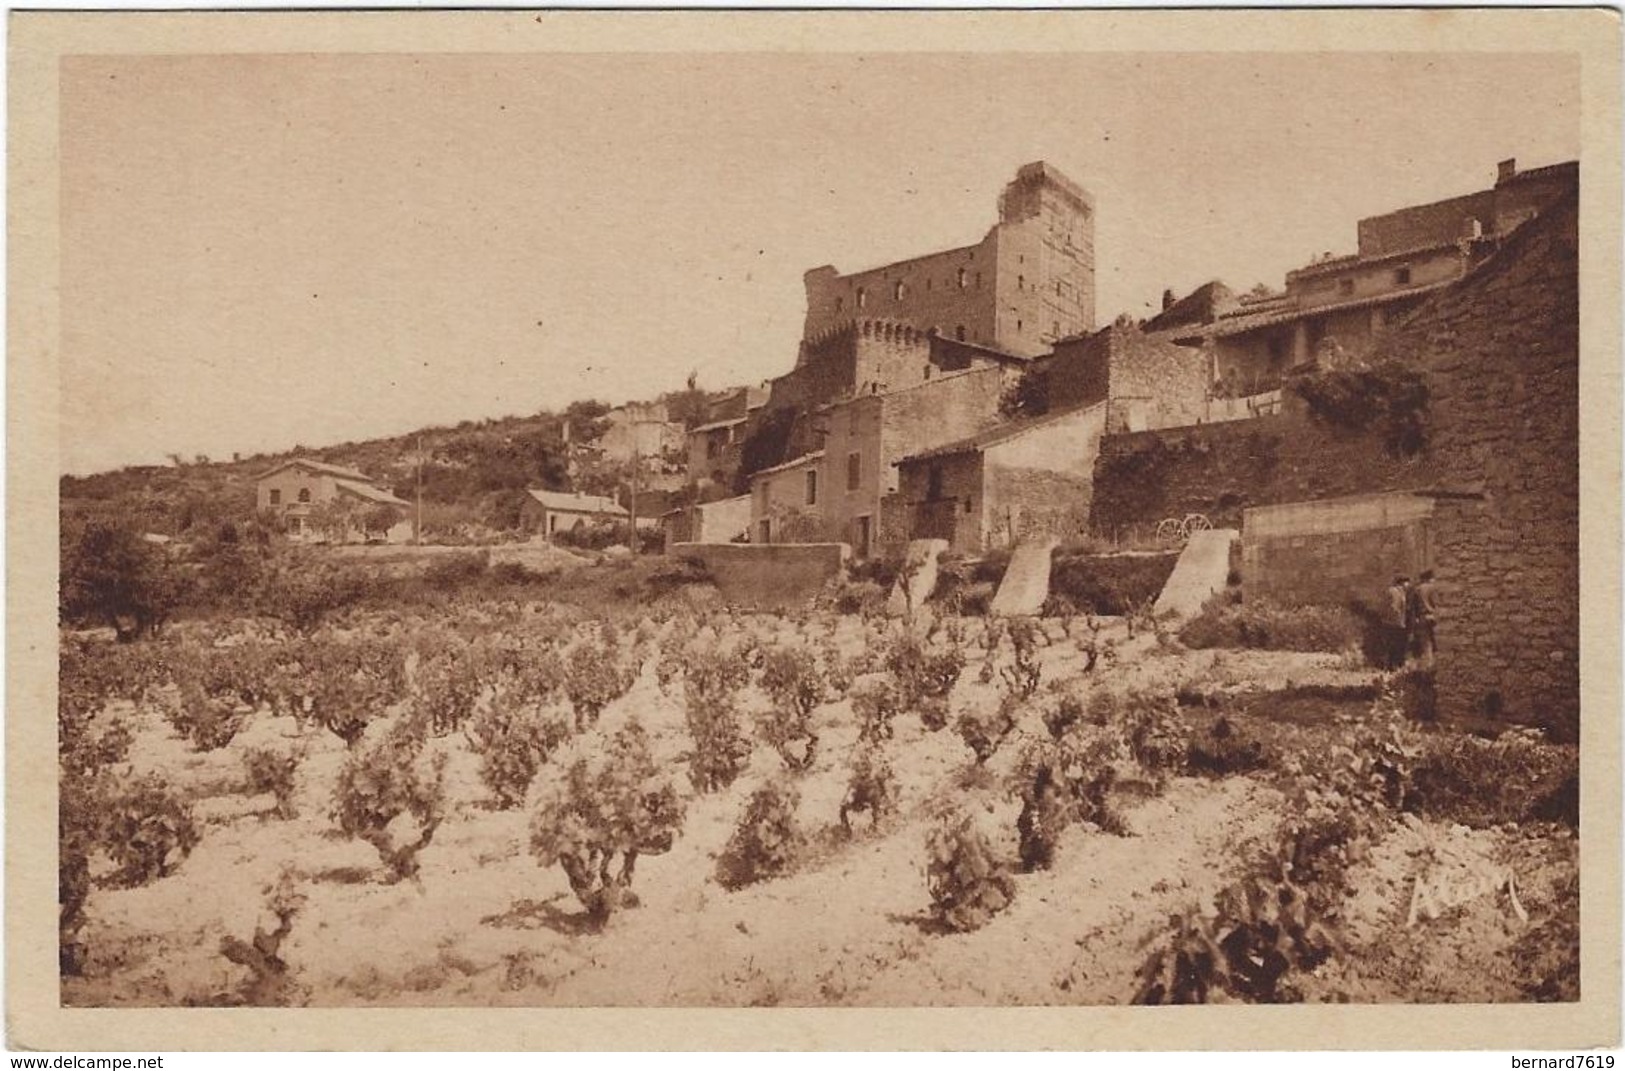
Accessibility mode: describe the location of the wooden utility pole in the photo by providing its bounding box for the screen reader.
[628,431,641,554]
[415,434,423,546]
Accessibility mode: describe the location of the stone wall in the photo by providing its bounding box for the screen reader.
[1048,324,1207,430]
[1399,191,1580,738]
[1089,402,1437,539]
[1242,492,1435,609]
[670,541,850,611]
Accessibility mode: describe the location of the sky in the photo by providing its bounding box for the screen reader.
[58,51,1579,475]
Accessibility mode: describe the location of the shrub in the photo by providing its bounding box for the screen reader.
[715,781,803,890]
[682,647,754,793]
[254,556,368,634]
[217,870,306,1006]
[999,618,1044,701]
[529,722,686,928]
[956,697,1018,765]
[1178,596,1361,654]
[1186,716,1271,776]
[1134,843,1338,1004]
[331,719,447,882]
[924,814,1016,933]
[757,645,826,772]
[242,746,302,820]
[1047,553,1180,617]
[60,515,187,641]
[1409,727,1576,829]
[299,642,405,747]
[885,631,964,731]
[1013,722,1127,871]
[851,678,902,744]
[156,679,247,752]
[465,696,570,809]
[1106,689,1190,786]
[562,642,634,731]
[99,773,201,889]
[839,744,898,834]
[412,646,483,736]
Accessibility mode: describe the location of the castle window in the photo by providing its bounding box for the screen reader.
[836,296,844,312]
[269,489,282,506]
[955,325,966,341]
[857,288,867,310]
[926,278,933,291]
[297,488,311,504]
[893,281,905,301]
[1052,321,1061,338]
[806,469,818,506]
[1055,280,1063,296]
[847,451,862,491]
[1017,275,1025,291]
[1394,266,1412,286]
[957,268,967,290]
[1017,319,1024,334]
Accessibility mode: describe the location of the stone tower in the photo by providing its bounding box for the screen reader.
[800,162,1097,359]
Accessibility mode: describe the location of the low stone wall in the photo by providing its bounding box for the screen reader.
[1242,492,1434,609]
[670,541,850,610]
[1088,400,1438,537]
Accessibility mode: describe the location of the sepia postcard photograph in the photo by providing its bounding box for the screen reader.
[7,7,1621,1052]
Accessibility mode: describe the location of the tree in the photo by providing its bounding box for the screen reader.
[666,371,710,430]
[60,516,186,641]
[999,365,1051,419]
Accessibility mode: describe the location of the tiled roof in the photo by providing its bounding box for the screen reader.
[333,479,410,508]
[749,451,824,479]
[258,458,372,483]
[691,416,748,434]
[897,402,1104,465]
[525,489,628,517]
[1178,281,1456,342]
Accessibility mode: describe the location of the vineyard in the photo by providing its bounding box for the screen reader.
[59,578,1579,1007]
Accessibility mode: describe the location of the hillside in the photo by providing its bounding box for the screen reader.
[60,384,724,542]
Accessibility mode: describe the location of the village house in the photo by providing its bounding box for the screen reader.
[520,489,630,539]
[255,458,412,543]
[894,401,1108,555]
[1160,158,1578,395]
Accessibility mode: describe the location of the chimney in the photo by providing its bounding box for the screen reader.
[1497,158,1517,184]
[1161,288,1176,311]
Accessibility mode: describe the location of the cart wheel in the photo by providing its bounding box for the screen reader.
[1155,517,1184,546]
[1183,514,1213,537]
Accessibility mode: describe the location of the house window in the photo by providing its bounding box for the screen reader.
[805,469,818,506]
[1339,278,1355,296]
[269,489,282,506]
[857,287,867,310]
[957,268,968,290]
[975,272,983,289]
[964,498,973,515]
[836,296,844,312]
[923,363,933,380]
[758,519,772,544]
[1017,319,1024,334]
[927,464,944,501]
[893,281,906,301]
[297,488,311,504]
[1055,280,1064,296]
[1017,275,1026,291]
[1394,266,1412,285]
[955,325,966,341]
[847,451,861,491]
[1052,321,1061,338]
[926,278,933,291]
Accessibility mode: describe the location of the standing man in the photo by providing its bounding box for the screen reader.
[1386,575,1411,670]
[1412,569,1439,668]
